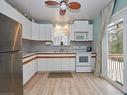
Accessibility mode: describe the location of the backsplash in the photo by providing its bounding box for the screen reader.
[22,39,94,53]
[22,39,33,52]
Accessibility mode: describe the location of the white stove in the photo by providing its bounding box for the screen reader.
[73,46,92,72]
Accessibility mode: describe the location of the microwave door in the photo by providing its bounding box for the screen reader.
[74,32,88,41]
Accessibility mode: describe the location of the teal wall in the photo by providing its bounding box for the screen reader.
[93,16,101,51]
[93,0,127,51]
[113,0,127,14]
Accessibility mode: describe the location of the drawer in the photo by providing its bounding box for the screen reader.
[76,66,91,72]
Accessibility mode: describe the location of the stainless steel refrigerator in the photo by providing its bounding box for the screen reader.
[0,13,23,95]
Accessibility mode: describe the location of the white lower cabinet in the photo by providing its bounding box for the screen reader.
[61,58,75,71]
[38,58,61,71]
[37,58,75,72]
[23,55,75,85]
[23,59,37,85]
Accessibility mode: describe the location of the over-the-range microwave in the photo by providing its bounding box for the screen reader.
[74,32,88,41]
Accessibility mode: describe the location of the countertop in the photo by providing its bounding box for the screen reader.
[23,52,76,58]
[22,52,96,64]
[22,52,96,59]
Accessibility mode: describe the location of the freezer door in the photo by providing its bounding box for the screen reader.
[0,13,22,52]
[0,52,23,95]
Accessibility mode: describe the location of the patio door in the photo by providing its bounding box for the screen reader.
[107,18,124,86]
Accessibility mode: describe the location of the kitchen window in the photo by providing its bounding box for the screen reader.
[53,24,70,46]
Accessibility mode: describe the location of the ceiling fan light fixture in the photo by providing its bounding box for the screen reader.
[60,2,67,11]
[45,0,81,16]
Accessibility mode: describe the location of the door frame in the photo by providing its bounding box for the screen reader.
[101,6,127,93]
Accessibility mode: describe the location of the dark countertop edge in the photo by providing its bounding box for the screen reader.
[23,52,76,59]
[23,52,96,59]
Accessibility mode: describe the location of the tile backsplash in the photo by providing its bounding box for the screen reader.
[22,39,94,53]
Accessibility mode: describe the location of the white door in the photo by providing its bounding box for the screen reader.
[104,17,127,93]
[107,18,124,85]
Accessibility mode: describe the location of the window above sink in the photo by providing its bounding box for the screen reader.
[53,24,70,46]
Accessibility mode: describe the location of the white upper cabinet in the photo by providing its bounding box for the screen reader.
[88,24,93,41]
[32,22,40,40]
[69,24,75,40]
[74,21,89,31]
[39,24,53,41]
[69,21,93,41]
[22,19,32,39]
[39,24,46,40]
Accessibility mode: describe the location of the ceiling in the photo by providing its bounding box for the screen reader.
[5,0,113,23]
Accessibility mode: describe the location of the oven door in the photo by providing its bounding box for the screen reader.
[76,53,91,66]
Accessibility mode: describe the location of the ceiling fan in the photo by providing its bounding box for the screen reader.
[45,0,81,16]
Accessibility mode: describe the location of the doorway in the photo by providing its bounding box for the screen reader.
[107,18,124,86]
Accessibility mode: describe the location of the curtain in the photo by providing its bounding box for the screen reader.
[94,0,115,76]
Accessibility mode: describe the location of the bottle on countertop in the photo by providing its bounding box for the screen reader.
[87,46,92,52]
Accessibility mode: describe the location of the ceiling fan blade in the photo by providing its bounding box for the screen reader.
[59,9,66,16]
[45,1,60,6]
[68,2,81,9]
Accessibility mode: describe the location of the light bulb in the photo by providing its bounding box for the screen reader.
[60,3,66,11]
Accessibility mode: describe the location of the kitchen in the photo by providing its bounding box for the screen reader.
[0,0,126,95]
[22,19,95,84]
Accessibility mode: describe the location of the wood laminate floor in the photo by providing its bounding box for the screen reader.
[24,73,123,95]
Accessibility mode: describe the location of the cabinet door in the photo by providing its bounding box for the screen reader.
[37,58,48,71]
[39,24,45,40]
[22,19,32,39]
[45,24,49,40]
[48,58,61,71]
[37,58,61,71]
[82,21,89,31]
[68,58,75,71]
[74,21,82,31]
[32,22,39,40]
[61,58,75,71]
[74,21,88,31]
[61,59,70,71]
[39,24,53,41]
[23,59,37,85]
[69,24,75,40]
[88,24,93,41]
[49,24,53,40]
[45,24,53,40]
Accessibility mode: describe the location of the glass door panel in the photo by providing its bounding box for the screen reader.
[107,18,124,85]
